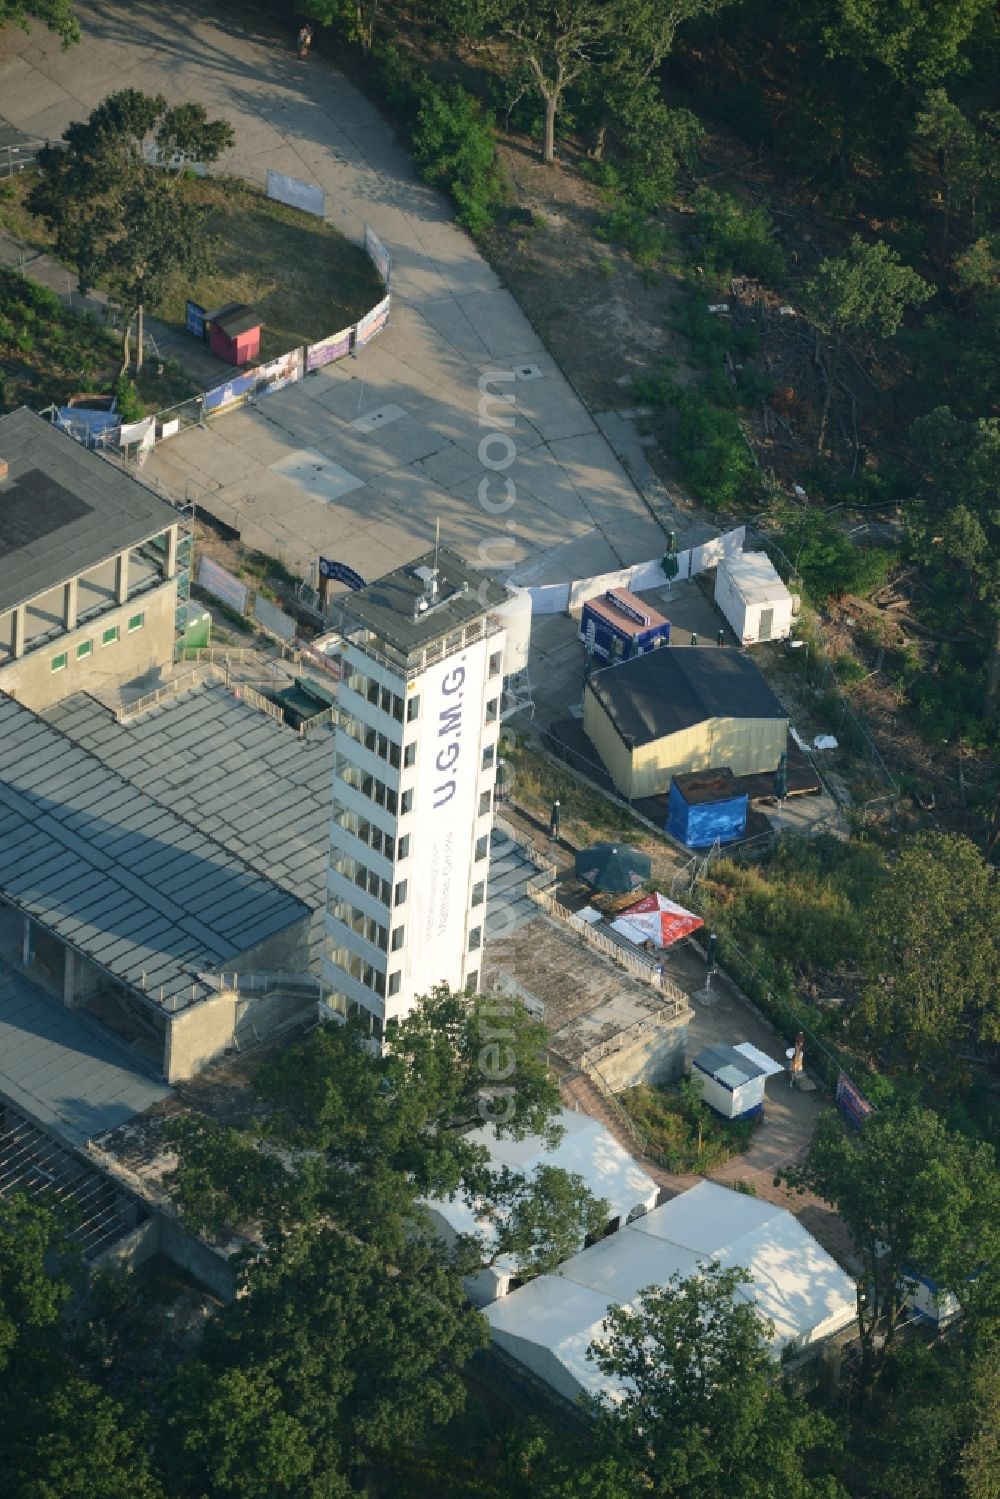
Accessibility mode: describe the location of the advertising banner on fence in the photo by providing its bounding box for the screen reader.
[198,557,248,613]
[254,348,303,397]
[319,557,366,590]
[364,222,392,288]
[354,294,390,350]
[265,168,326,219]
[836,1071,874,1129]
[253,594,296,642]
[202,370,257,416]
[307,326,354,372]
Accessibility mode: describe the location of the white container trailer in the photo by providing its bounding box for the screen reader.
[715,551,793,645]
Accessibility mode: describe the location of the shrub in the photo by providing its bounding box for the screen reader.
[834,652,867,685]
[774,506,895,602]
[114,375,144,423]
[411,85,504,235]
[674,392,758,510]
[692,188,786,281]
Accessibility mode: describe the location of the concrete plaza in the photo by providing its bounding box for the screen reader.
[0,0,678,590]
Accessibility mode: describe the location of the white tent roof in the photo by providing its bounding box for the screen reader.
[486,1181,856,1401]
[426,1108,658,1261]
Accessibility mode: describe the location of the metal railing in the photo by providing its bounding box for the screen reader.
[114,664,215,722]
[232,683,285,725]
[527,886,690,1015]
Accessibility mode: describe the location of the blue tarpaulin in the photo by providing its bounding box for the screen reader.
[667,773,747,848]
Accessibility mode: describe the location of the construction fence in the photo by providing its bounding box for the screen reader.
[73,215,393,461]
[522,526,746,617]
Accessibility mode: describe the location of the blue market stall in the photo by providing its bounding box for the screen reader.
[580,588,670,661]
[667,769,748,848]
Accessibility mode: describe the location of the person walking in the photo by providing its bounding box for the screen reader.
[297,21,314,58]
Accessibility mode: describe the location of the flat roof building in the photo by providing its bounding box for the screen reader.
[324,548,511,1031]
[583,647,788,800]
[0,408,190,711]
[0,692,311,1084]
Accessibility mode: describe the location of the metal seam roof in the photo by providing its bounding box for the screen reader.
[0,694,309,1006]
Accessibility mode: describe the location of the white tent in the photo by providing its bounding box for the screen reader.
[486,1181,857,1402]
[424,1108,658,1305]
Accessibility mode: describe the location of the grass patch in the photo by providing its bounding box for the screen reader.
[149,175,385,359]
[1,172,385,364]
[620,1079,756,1173]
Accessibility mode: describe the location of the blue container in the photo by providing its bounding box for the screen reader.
[667,771,748,848]
[580,590,671,662]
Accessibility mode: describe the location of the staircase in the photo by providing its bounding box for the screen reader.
[485,825,548,939]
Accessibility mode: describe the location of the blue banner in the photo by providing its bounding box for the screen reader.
[320,558,366,590]
[186,300,205,338]
[202,370,257,415]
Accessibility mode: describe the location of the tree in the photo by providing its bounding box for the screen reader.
[781,1104,1000,1393]
[819,0,993,89]
[806,234,932,453]
[167,988,563,1256]
[457,0,621,164]
[463,1163,609,1281]
[854,830,1000,1069]
[915,92,982,253]
[28,90,234,372]
[162,1223,487,1495]
[586,1263,846,1497]
[0,1192,69,1374]
[0,1198,161,1498]
[908,408,1000,724]
[0,0,78,46]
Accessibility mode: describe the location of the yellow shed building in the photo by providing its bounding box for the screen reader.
[583,646,788,801]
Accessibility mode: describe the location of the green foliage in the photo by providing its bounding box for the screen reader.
[160,1224,486,1496]
[807,233,933,342]
[469,1163,610,1280]
[782,1103,1000,1389]
[705,834,881,981]
[834,651,867,684]
[820,0,993,86]
[854,830,1000,1071]
[691,187,787,280]
[675,390,758,509]
[620,1078,755,1171]
[773,505,894,602]
[27,90,233,370]
[0,0,79,46]
[411,86,505,235]
[588,1263,847,1497]
[0,1194,70,1375]
[113,374,143,423]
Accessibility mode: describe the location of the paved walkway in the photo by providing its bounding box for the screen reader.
[0,0,667,587]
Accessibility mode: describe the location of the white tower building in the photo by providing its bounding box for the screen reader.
[322,548,511,1034]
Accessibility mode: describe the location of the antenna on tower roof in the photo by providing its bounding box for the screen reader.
[433,516,440,583]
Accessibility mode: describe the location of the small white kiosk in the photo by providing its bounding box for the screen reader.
[715,552,794,645]
[691,1042,785,1120]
